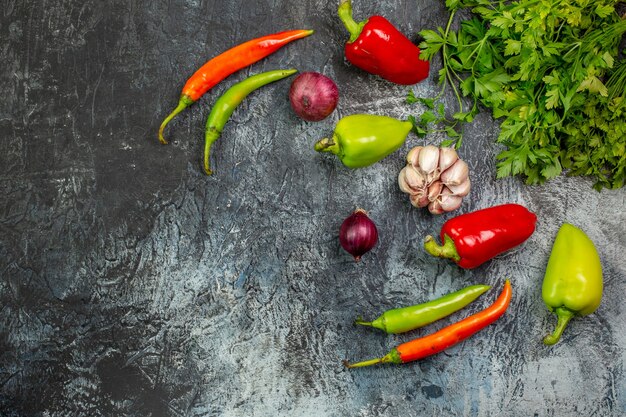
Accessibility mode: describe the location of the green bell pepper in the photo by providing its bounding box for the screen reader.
[542,223,603,345]
[314,114,412,168]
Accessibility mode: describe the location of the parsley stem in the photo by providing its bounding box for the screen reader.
[441,10,465,118]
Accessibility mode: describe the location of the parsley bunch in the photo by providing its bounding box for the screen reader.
[413,0,626,189]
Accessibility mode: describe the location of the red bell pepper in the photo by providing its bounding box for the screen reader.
[338,0,429,85]
[423,204,537,269]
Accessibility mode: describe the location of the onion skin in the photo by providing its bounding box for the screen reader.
[339,209,378,262]
[289,72,339,121]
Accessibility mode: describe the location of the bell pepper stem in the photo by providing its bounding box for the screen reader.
[203,127,221,175]
[159,94,195,145]
[424,234,461,263]
[314,137,340,155]
[544,307,575,345]
[338,0,366,43]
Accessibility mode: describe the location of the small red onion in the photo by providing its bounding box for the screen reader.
[289,72,339,121]
[339,208,378,262]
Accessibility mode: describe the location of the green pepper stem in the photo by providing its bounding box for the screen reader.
[159,95,194,145]
[204,128,221,175]
[544,307,575,345]
[338,0,366,43]
[314,137,340,154]
[355,316,386,332]
[423,234,461,263]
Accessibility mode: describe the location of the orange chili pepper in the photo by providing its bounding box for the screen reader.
[158,29,314,144]
[344,280,511,368]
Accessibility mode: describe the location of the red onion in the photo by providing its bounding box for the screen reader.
[339,209,378,262]
[289,72,339,121]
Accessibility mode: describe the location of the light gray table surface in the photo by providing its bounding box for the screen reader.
[1,1,625,416]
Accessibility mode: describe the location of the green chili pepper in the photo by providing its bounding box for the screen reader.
[314,114,412,168]
[355,284,491,334]
[203,69,297,175]
[542,223,603,345]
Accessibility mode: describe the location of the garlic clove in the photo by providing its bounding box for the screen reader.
[438,147,459,172]
[427,180,444,202]
[406,146,422,167]
[418,145,441,184]
[441,159,469,186]
[447,177,471,197]
[439,188,464,212]
[398,167,413,194]
[428,200,445,215]
[410,190,430,208]
[405,165,427,190]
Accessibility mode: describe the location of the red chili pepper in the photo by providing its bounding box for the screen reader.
[344,280,512,368]
[158,29,314,144]
[423,204,537,269]
[337,0,429,85]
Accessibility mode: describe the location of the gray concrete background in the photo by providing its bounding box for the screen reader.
[1,0,625,416]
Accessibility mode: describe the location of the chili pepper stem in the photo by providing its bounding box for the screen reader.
[355,316,386,331]
[159,95,195,145]
[424,234,461,263]
[338,0,366,43]
[343,350,401,368]
[314,137,340,154]
[544,307,575,345]
[343,357,382,368]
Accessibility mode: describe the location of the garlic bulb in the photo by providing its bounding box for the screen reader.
[398,145,471,214]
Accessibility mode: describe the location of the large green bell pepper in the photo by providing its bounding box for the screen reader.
[314,114,412,168]
[542,223,603,345]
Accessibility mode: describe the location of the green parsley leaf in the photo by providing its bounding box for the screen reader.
[420,111,439,124]
[416,0,626,188]
[595,4,614,19]
[504,39,522,56]
[545,88,560,109]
